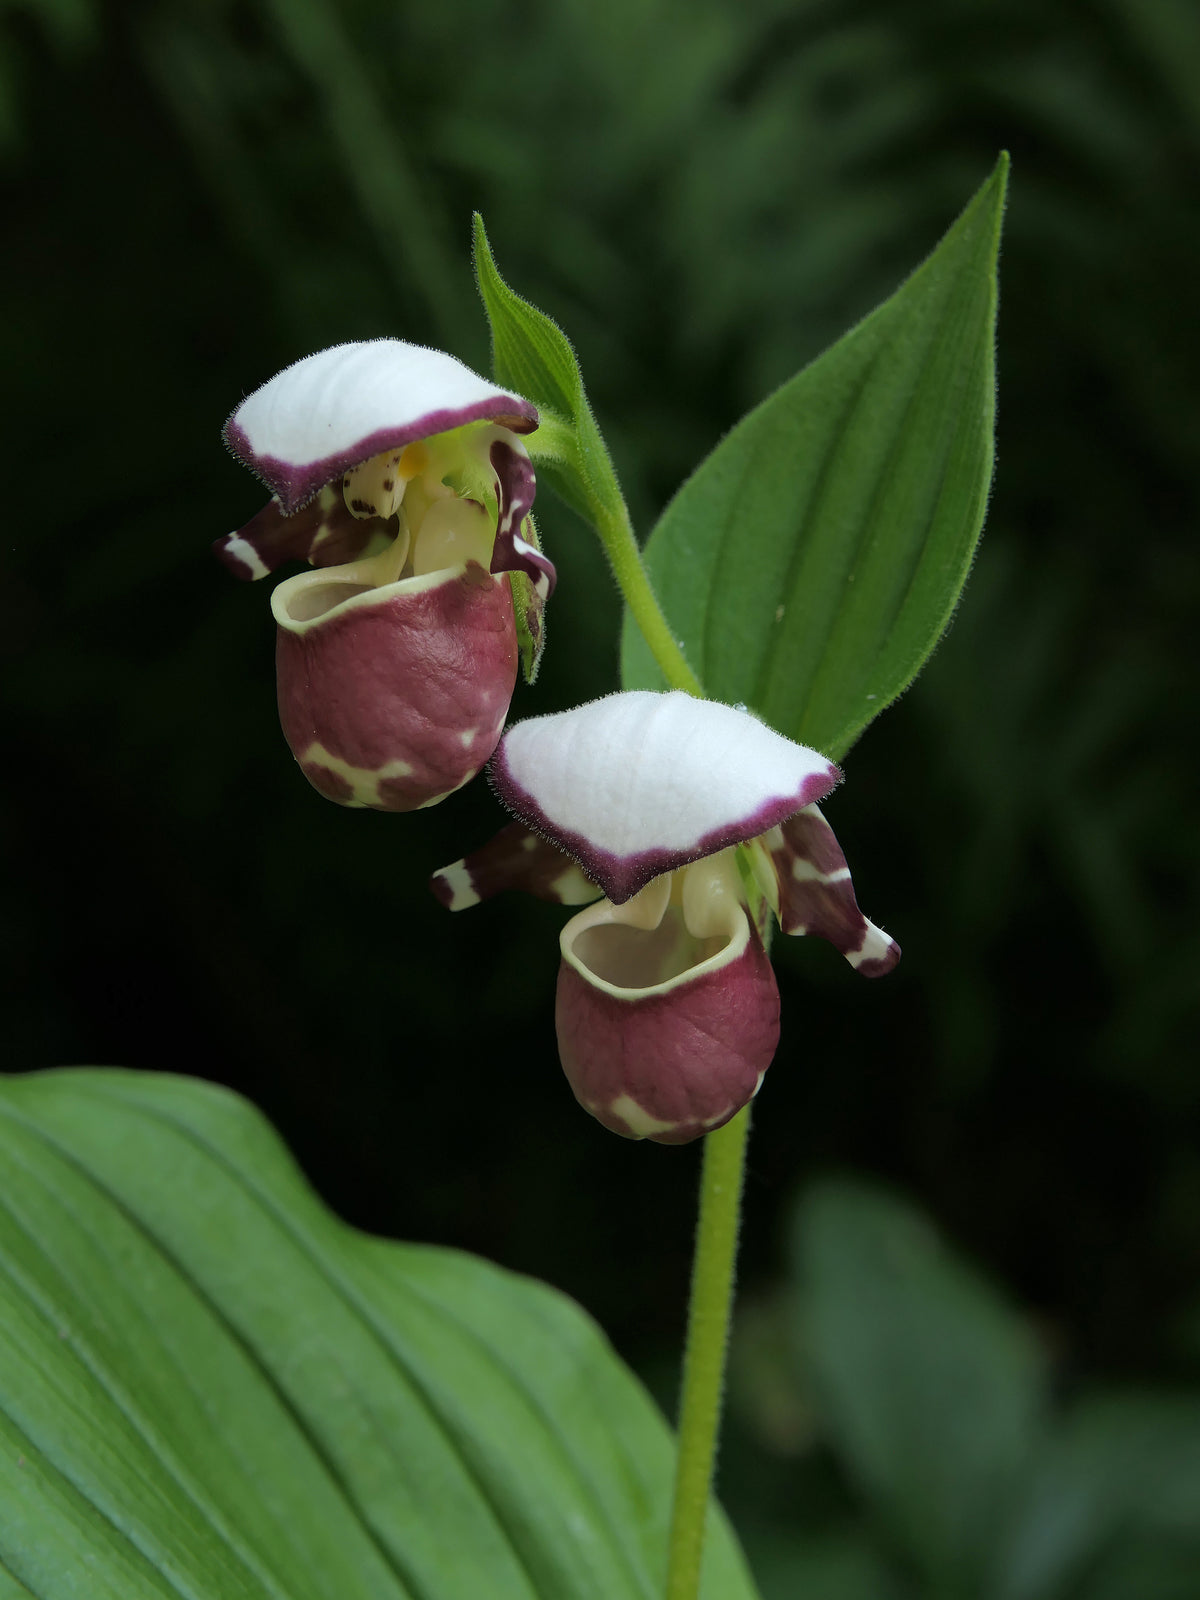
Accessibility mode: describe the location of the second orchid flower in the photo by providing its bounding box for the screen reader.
[217,340,555,811]
[433,691,899,1144]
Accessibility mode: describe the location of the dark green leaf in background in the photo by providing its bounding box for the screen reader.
[792,1178,1045,1596]
[995,1394,1200,1600]
[474,214,630,539]
[0,1071,759,1600]
[621,157,1008,760]
[778,1185,1200,1600]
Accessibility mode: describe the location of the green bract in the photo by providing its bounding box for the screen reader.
[474,214,631,544]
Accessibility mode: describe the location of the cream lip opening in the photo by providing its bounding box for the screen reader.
[281,581,375,623]
[571,907,729,989]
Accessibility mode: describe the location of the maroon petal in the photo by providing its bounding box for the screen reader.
[488,438,556,601]
[214,487,392,580]
[430,822,601,911]
[762,805,901,976]
[273,562,518,811]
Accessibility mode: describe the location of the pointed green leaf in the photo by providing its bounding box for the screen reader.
[0,1070,759,1600]
[792,1178,1045,1593]
[473,214,628,534]
[621,157,1008,759]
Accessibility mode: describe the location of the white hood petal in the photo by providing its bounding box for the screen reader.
[490,691,840,903]
[224,340,538,514]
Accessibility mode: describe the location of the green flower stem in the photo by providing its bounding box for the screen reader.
[593,504,703,696]
[596,485,746,1600]
[665,1107,751,1600]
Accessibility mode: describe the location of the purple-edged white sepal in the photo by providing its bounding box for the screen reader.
[216,382,554,609]
[272,547,518,811]
[754,805,900,976]
[431,822,602,911]
[555,853,780,1144]
[224,340,538,514]
[490,690,840,904]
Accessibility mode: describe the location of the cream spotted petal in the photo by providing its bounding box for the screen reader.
[490,691,841,904]
[223,339,538,514]
[431,821,602,911]
[756,805,901,976]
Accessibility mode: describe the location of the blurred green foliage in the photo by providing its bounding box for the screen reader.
[726,1181,1200,1599]
[1,0,1198,1589]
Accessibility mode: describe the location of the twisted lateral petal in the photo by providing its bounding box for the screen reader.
[491,691,840,904]
[487,440,557,600]
[273,559,518,811]
[484,437,554,680]
[431,822,602,911]
[555,859,780,1144]
[759,805,901,976]
[224,340,538,514]
[214,484,392,580]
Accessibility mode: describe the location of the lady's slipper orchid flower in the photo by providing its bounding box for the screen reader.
[432,691,899,1144]
[216,340,556,811]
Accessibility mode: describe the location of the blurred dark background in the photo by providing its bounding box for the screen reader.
[2,0,1198,1593]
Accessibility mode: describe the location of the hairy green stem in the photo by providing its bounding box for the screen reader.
[593,505,703,696]
[665,1108,751,1600]
[592,484,748,1600]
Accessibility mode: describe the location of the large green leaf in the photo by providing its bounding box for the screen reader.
[0,1070,758,1600]
[792,1179,1045,1597]
[622,157,1008,759]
